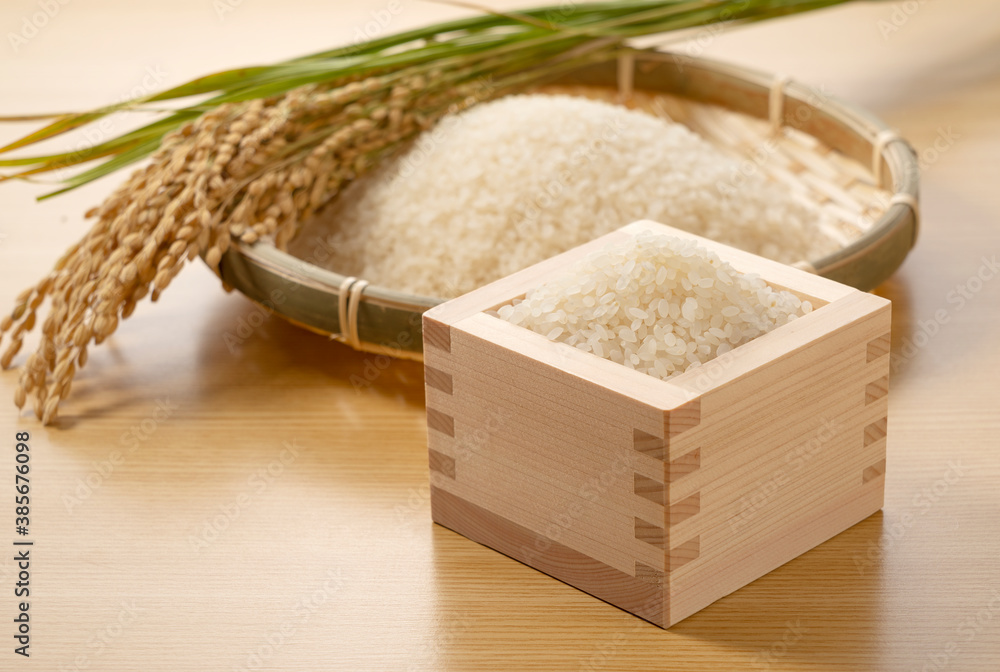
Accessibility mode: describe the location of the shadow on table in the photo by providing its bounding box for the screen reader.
[427,510,888,671]
[873,272,913,382]
[46,285,427,428]
[199,295,427,403]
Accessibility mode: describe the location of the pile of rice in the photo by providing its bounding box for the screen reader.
[291,93,838,298]
[498,231,812,380]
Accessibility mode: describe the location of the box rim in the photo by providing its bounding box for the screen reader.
[427,220,889,411]
[457,289,887,411]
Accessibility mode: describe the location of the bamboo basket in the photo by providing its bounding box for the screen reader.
[215,50,919,361]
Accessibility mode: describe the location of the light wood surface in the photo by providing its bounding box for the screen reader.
[1,0,998,669]
[423,220,891,627]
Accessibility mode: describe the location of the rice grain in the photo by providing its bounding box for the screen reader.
[294,94,838,298]
[498,231,811,381]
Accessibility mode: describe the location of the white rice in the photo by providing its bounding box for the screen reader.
[292,93,838,298]
[499,231,811,380]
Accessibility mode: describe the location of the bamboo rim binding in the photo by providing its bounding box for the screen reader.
[334,276,374,351]
[766,73,816,275]
[872,128,919,226]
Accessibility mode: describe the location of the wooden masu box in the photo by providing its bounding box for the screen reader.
[422,220,890,628]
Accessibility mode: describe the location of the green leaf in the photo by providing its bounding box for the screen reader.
[0,110,202,175]
[36,138,161,199]
[0,0,856,195]
[0,112,105,154]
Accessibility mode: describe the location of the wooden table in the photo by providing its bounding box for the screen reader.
[1,1,998,669]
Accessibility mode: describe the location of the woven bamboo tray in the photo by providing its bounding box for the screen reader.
[215,50,919,361]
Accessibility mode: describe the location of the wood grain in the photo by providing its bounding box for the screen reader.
[0,0,998,668]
